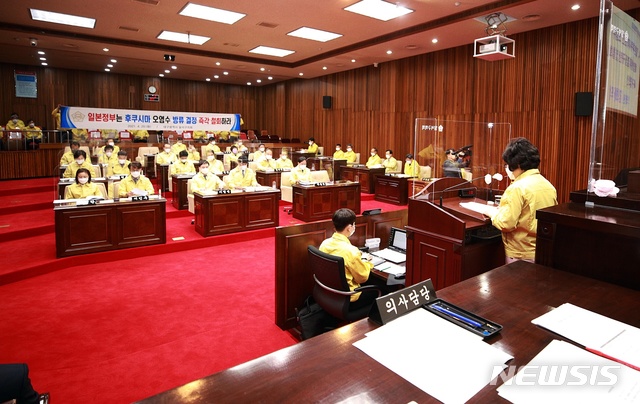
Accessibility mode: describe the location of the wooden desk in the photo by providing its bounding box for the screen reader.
[375,174,409,205]
[255,170,282,189]
[536,202,640,290]
[54,198,166,257]
[193,190,279,237]
[306,157,346,181]
[341,166,385,193]
[292,181,361,222]
[275,209,408,330]
[171,174,194,210]
[138,261,640,403]
[156,164,170,192]
[144,155,156,178]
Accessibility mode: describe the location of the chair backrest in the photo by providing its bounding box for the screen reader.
[187,178,194,195]
[268,134,280,141]
[393,159,402,173]
[280,171,292,187]
[311,170,330,183]
[92,165,101,178]
[308,246,351,319]
[137,146,159,160]
[95,182,109,199]
[354,153,360,164]
[317,146,324,156]
[113,182,120,199]
[419,165,432,179]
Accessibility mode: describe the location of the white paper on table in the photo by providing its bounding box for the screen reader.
[354,309,513,404]
[374,261,406,275]
[497,339,640,404]
[131,188,148,196]
[531,303,640,370]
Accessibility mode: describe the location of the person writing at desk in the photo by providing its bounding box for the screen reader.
[290,157,311,184]
[404,154,420,177]
[63,150,94,178]
[227,155,257,188]
[190,160,226,193]
[382,149,398,173]
[365,148,382,168]
[482,137,557,264]
[319,208,377,310]
[119,162,155,197]
[64,168,103,199]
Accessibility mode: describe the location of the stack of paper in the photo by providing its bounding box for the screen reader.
[353,309,512,403]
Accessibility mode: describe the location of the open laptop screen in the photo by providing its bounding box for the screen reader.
[390,228,406,251]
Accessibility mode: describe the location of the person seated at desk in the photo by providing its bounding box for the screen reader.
[98,144,117,165]
[24,120,43,143]
[256,149,277,171]
[234,139,248,153]
[99,139,119,156]
[192,130,207,143]
[290,157,312,184]
[119,162,155,197]
[307,137,319,155]
[365,148,382,168]
[187,143,200,161]
[205,150,225,173]
[319,208,378,310]
[404,153,420,177]
[63,150,94,178]
[190,160,226,193]
[132,129,149,143]
[0,363,49,404]
[171,138,187,155]
[156,143,177,165]
[60,141,80,166]
[100,129,118,141]
[253,144,266,161]
[171,150,196,175]
[276,151,293,169]
[107,150,131,177]
[382,149,398,173]
[443,148,461,178]
[64,168,103,199]
[227,156,258,188]
[333,144,345,160]
[228,145,241,165]
[204,137,221,154]
[344,144,357,163]
[6,112,25,130]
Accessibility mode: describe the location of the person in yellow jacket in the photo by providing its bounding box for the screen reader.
[107,151,131,177]
[171,138,187,155]
[382,149,398,173]
[227,145,242,165]
[276,151,293,169]
[6,113,25,130]
[133,129,149,143]
[60,142,80,166]
[51,105,88,141]
[253,144,266,162]
[187,144,200,161]
[333,144,345,160]
[204,137,221,154]
[256,149,277,171]
[365,148,382,168]
[205,150,225,173]
[24,120,43,142]
[307,137,319,155]
[171,151,196,175]
[193,130,207,143]
[100,129,118,141]
[344,144,357,163]
[190,161,226,194]
[99,139,119,156]
[156,144,177,165]
[290,157,312,184]
[64,168,103,199]
[98,145,117,165]
[118,162,155,197]
[227,156,257,188]
[404,154,421,177]
[63,150,94,178]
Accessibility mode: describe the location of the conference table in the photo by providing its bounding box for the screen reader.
[292,181,361,222]
[374,174,410,205]
[137,261,640,403]
[341,165,385,193]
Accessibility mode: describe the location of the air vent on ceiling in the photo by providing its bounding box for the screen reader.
[119,26,140,32]
[257,22,278,29]
[223,43,240,47]
[133,0,159,5]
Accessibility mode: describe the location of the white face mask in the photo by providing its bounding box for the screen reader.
[200,168,209,175]
[385,154,391,159]
[29,123,35,128]
[266,155,272,160]
[309,142,313,146]
[76,159,84,165]
[207,156,214,161]
[108,142,114,147]
[281,155,287,160]
[259,148,265,152]
[118,159,126,164]
[12,119,18,124]
[406,160,411,165]
[347,148,352,152]
[371,152,376,156]
[349,223,356,237]
[181,159,188,163]
[78,177,89,184]
[164,148,171,153]
[336,147,341,151]
[105,152,112,157]
[505,165,515,180]
[131,171,141,178]
[300,163,307,169]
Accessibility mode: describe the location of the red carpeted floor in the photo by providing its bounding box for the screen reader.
[0,177,407,403]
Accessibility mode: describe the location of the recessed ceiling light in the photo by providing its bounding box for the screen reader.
[214,75,219,79]
[260,67,265,71]
[571,4,580,11]
[171,65,177,69]
[386,50,392,55]
[37,51,45,55]
[103,48,109,52]
[215,62,221,66]
[30,9,96,29]
[41,62,48,66]
[344,0,413,22]
[249,46,295,57]
[159,73,164,77]
[256,79,262,83]
[351,59,356,63]
[247,82,252,85]
[179,3,245,25]
[299,72,304,76]
[164,70,170,73]
[157,30,210,45]
[206,78,211,81]
[104,68,110,72]
[223,71,229,75]
[322,66,327,70]
[39,57,46,61]
[431,38,438,44]
[110,59,117,63]
[287,27,342,42]
[268,76,273,80]
[107,64,113,68]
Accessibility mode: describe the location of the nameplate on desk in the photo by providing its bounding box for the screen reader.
[217,189,231,195]
[314,182,328,186]
[131,195,149,201]
[369,279,437,325]
[222,171,230,175]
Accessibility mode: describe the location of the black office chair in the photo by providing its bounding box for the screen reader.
[307,246,382,322]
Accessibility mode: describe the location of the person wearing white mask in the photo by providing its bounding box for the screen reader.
[5,113,25,130]
[60,141,81,166]
[403,153,420,177]
[256,149,277,171]
[276,151,293,169]
[63,150,94,178]
[307,137,319,155]
[99,139,119,156]
[344,144,356,163]
[482,137,557,264]
[333,144,345,160]
[253,144,266,161]
[205,150,225,173]
[204,137,221,154]
[171,150,196,175]
[170,137,187,155]
[24,120,43,142]
[381,149,398,173]
[289,157,312,184]
[156,143,177,165]
[189,160,226,194]
[64,168,102,199]
[319,208,378,309]
[365,148,382,168]
[107,150,131,176]
[187,144,200,161]
[119,162,155,197]
[228,155,257,188]
[98,144,117,165]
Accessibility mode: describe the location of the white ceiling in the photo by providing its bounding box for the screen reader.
[0,0,638,86]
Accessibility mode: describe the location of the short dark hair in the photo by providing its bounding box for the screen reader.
[309,137,315,142]
[73,150,87,159]
[104,145,114,152]
[75,168,92,183]
[405,153,413,159]
[332,208,356,232]
[199,160,209,167]
[386,149,393,155]
[371,148,377,153]
[70,141,80,148]
[445,148,456,156]
[298,156,307,163]
[347,144,353,148]
[259,143,265,148]
[336,143,341,147]
[238,155,249,164]
[179,150,188,157]
[117,150,127,157]
[502,137,540,171]
[129,161,143,170]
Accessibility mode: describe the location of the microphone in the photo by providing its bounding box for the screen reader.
[417,176,488,207]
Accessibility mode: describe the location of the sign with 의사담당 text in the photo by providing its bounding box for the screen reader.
[369,278,437,325]
[59,106,241,132]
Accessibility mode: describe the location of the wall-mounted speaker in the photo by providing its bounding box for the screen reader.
[575,92,593,116]
[322,95,332,109]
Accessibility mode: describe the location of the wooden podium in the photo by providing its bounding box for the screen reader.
[406,178,504,290]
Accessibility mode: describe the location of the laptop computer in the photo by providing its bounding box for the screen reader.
[371,227,407,264]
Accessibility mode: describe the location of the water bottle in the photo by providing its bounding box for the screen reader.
[311,163,316,171]
[355,174,359,183]
[272,180,277,189]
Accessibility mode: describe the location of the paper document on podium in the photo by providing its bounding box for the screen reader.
[459,201,497,216]
[531,303,640,371]
[354,308,512,404]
